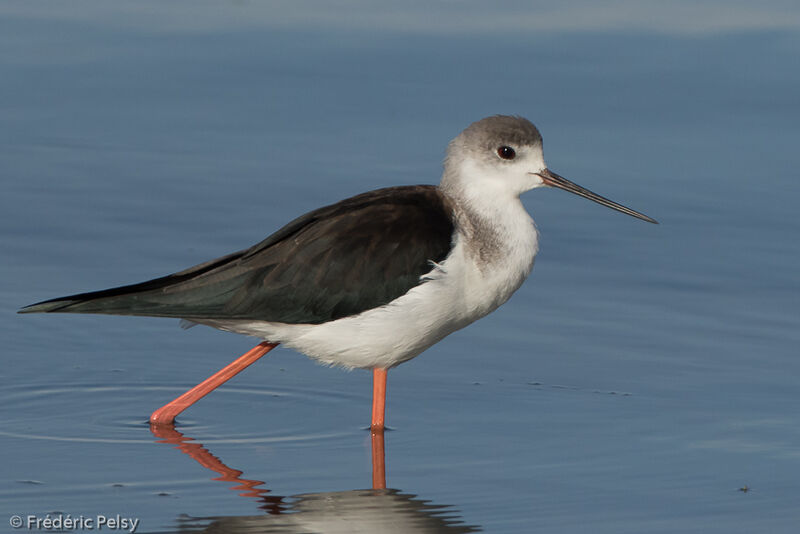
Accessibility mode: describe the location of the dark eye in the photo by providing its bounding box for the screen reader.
[497,146,516,160]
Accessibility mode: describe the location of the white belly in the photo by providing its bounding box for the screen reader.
[195,213,539,370]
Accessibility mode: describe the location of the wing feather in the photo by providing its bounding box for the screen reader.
[19,186,455,325]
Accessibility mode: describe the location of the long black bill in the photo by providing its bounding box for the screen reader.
[536,169,658,224]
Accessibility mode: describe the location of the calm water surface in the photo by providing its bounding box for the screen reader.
[2,2,799,532]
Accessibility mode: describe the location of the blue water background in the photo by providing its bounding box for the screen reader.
[2,2,799,532]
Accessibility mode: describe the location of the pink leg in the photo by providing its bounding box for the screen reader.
[150,342,278,425]
[371,368,387,431]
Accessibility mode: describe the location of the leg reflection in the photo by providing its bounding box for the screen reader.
[371,428,386,490]
[149,423,286,513]
[151,425,479,532]
[150,422,389,507]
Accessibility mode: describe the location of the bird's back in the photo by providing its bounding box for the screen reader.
[19,186,456,325]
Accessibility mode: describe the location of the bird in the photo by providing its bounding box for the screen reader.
[19,115,657,430]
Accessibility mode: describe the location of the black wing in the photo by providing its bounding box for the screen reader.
[19,186,455,325]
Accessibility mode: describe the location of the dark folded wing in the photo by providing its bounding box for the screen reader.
[19,186,455,325]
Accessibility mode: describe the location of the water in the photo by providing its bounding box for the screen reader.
[2,2,800,532]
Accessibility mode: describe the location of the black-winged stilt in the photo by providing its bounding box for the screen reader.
[19,115,656,429]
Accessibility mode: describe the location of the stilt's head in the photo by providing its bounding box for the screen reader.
[442,115,657,223]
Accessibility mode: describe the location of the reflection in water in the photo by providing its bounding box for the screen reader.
[174,489,478,533]
[151,424,479,533]
[150,424,285,513]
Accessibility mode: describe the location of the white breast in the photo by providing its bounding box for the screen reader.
[198,197,539,370]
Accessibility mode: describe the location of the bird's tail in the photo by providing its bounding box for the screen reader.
[18,250,246,318]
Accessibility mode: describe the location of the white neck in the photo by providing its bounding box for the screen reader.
[439,160,540,317]
[441,159,539,267]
